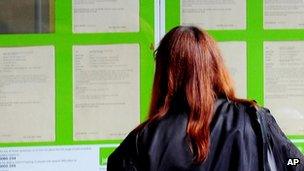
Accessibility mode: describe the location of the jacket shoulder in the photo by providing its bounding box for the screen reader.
[107,129,141,171]
[107,113,190,170]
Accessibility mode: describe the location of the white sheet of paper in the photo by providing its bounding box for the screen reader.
[264,41,304,134]
[0,46,55,142]
[73,44,140,140]
[0,145,99,171]
[181,0,246,30]
[218,42,247,98]
[73,0,139,33]
[264,0,304,29]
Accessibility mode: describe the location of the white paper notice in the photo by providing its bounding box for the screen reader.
[218,42,247,98]
[181,0,246,30]
[264,42,304,134]
[0,146,100,171]
[264,0,304,29]
[73,0,139,33]
[73,44,140,140]
[0,46,55,142]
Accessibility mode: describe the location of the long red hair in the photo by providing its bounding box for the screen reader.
[144,26,255,163]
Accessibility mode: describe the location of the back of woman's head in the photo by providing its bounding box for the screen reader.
[148,26,243,163]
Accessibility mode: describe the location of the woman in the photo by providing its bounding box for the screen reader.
[107,26,304,171]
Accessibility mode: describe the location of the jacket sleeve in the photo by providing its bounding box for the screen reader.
[261,108,304,171]
[107,130,141,171]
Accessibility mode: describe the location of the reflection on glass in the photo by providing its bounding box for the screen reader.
[0,0,54,34]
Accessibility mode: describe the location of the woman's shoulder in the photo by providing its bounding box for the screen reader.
[107,111,190,170]
[212,98,259,129]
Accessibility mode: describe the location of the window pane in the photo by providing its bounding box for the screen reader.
[0,0,54,34]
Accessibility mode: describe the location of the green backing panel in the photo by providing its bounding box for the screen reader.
[100,147,116,166]
[0,0,155,153]
[166,0,304,150]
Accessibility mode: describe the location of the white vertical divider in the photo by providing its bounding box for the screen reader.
[154,0,166,49]
[159,0,166,40]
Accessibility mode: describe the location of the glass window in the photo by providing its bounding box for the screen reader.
[0,0,54,34]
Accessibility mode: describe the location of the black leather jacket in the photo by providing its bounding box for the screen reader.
[107,98,304,171]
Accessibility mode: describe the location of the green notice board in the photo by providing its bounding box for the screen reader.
[0,0,303,169]
[0,0,155,168]
[166,0,304,153]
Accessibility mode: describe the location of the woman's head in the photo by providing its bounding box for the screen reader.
[151,26,236,111]
[148,26,241,163]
